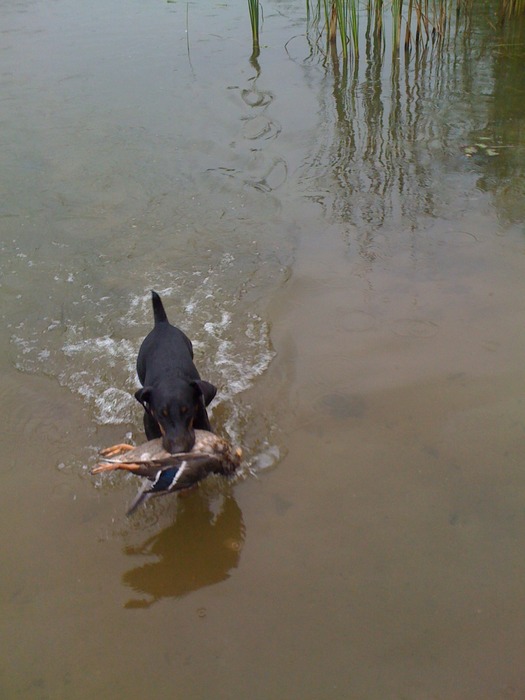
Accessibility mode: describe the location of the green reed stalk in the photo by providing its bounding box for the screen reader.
[300,0,520,63]
[373,0,384,40]
[349,0,359,54]
[405,0,414,49]
[325,0,360,58]
[322,0,331,38]
[334,0,349,59]
[392,0,403,51]
[248,0,260,51]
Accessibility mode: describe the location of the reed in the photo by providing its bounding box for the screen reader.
[373,0,384,41]
[405,0,414,50]
[295,1,522,60]
[335,0,349,58]
[391,0,402,50]
[324,0,360,57]
[248,0,260,52]
[349,0,359,54]
[500,0,525,20]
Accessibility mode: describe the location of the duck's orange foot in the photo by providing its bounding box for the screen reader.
[99,443,135,458]
[92,461,142,475]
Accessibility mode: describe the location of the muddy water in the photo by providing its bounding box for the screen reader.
[1,0,525,698]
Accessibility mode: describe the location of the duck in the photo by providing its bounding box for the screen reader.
[92,429,242,516]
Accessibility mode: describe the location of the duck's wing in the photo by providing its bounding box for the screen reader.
[125,454,238,516]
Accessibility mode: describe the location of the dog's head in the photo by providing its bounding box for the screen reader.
[135,379,216,453]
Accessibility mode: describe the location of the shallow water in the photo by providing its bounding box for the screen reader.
[1,0,525,698]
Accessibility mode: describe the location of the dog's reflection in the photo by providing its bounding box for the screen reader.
[122,491,245,608]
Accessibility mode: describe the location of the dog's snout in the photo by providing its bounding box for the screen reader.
[162,433,194,454]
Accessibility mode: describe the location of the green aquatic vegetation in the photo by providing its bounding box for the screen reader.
[308,0,454,57]
[248,0,261,53]
[304,0,523,60]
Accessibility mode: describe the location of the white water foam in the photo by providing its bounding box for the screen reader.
[9,255,280,473]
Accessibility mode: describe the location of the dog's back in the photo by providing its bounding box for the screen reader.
[137,291,195,386]
[134,290,217,451]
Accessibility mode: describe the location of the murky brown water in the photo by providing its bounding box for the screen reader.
[1,0,524,697]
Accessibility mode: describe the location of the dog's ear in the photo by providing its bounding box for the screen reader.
[135,387,153,412]
[192,380,217,406]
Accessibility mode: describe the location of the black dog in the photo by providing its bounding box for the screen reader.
[135,291,217,454]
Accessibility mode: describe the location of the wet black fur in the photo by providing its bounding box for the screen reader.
[135,291,217,453]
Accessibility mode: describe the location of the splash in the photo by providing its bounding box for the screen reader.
[9,256,280,472]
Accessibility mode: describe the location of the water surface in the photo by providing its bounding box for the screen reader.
[1,1,524,698]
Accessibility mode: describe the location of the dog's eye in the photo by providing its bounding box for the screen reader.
[180,406,187,415]
[161,408,169,418]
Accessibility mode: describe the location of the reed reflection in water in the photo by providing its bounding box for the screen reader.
[300,2,524,244]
